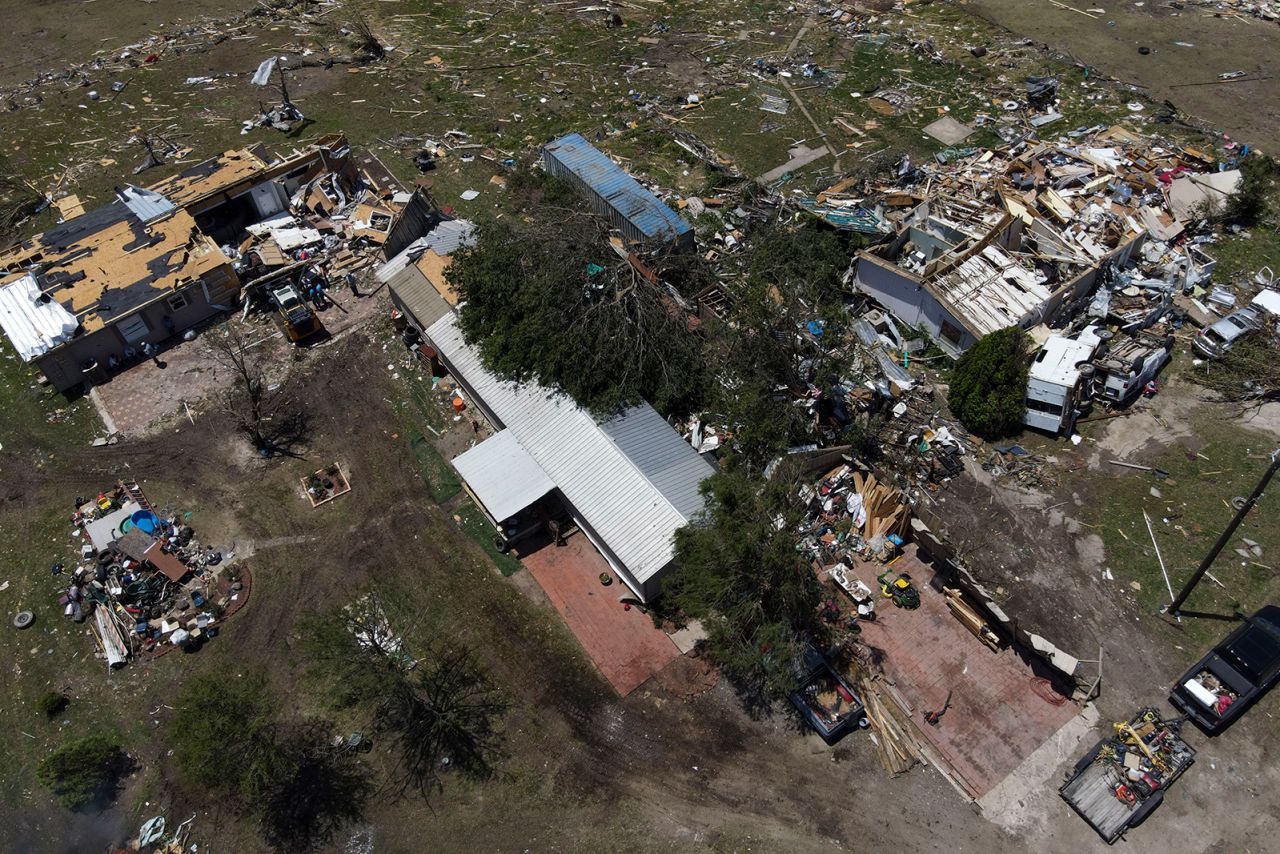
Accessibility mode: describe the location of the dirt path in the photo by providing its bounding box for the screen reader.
[968,0,1280,147]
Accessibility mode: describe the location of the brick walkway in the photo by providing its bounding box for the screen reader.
[93,286,387,436]
[518,533,679,697]
[844,545,1079,798]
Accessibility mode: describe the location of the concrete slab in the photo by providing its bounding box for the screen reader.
[845,545,1079,797]
[923,115,975,146]
[519,534,679,697]
[92,284,386,436]
[977,703,1100,834]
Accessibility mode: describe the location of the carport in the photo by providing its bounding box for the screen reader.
[451,429,555,532]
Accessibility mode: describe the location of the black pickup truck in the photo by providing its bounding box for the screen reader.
[1169,605,1280,733]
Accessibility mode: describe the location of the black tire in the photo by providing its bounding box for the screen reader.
[494,535,510,554]
[13,611,35,629]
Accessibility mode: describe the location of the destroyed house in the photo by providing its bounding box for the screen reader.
[0,133,425,391]
[854,139,1146,355]
[424,311,715,603]
[147,134,356,243]
[543,133,694,251]
[0,186,239,392]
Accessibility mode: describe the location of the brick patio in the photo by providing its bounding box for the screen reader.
[843,544,1079,797]
[92,286,387,436]
[518,532,679,697]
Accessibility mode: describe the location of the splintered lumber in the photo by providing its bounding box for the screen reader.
[850,471,910,540]
[943,587,1002,651]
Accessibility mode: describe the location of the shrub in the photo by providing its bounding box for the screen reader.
[947,326,1031,438]
[35,691,69,719]
[1225,152,1276,226]
[36,735,129,810]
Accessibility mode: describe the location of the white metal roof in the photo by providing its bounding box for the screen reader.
[1030,335,1097,387]
[451,429,555,523]
[0,273,79,361]
[426,311,714,584]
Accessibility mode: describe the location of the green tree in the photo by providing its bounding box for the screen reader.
[36,735,130,810]
[171,671,372,852]
[301,598,507,797]
[1225,152,1276,226]
[947,326,1030,438]
[666,469,825,706]
[35,691,69,719]
[254,721,372,852]
[171,672,286,803]
[449,181,706,418]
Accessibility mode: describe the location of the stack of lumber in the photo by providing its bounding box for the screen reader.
[943,586,1003,652]
[849,665,980,801]
[851,471,910,540]
[850,667,920,776]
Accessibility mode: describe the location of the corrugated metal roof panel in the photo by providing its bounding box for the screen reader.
[0,273,79,362]
[425,311,711,585]
[117,185,177,224]
[543,133,692,244]
[387,266,451,331]
[451,429,555,522]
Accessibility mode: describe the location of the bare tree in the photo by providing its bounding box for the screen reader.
[206,326,297,452]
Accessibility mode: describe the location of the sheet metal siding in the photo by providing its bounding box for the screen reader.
[543,134,692,247]
[425,312,709,584]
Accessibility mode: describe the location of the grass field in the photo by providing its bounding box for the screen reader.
[1083,410,1280,652]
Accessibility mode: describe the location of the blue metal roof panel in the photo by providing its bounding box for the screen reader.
[544,133,692,242]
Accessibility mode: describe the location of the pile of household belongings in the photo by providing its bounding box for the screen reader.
[65,482,231,669]
[799,463,912,566]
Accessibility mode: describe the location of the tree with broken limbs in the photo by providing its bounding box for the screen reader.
[301,596,507,797]
[667,470,827,705]
[449,206,706,418]
[946,326,1031,439]
[206,326,299,452]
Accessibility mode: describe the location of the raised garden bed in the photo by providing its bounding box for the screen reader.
[303,463,351,507]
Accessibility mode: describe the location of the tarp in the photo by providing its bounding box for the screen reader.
[0,274,79,361]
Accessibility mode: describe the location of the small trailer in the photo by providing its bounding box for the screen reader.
[1059,707,1195,844]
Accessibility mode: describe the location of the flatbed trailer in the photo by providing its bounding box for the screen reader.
[1059,708,1195,844]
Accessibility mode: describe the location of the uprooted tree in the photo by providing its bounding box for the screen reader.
[664,469,826,707]
[1191,327,1280,407]
[449,174,706,418]
[206,326,302,452]
[946,325,1031,438]
[301,594,507,796]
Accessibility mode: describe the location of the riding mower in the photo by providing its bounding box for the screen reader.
[877,570,921,610]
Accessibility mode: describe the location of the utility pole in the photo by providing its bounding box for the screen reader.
[1167,448,1280,616]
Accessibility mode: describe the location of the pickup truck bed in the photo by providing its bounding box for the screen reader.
[1059,708,1195,844]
